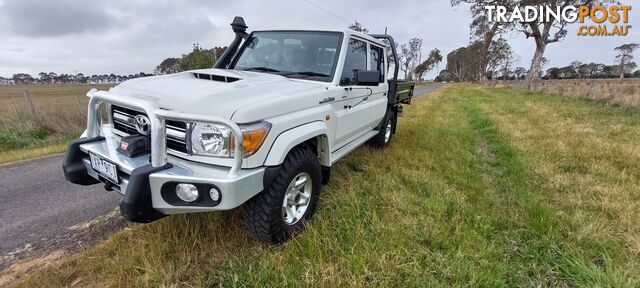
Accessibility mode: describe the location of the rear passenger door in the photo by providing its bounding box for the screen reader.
[367,44,388,129]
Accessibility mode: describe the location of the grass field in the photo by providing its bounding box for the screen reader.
[9,84,640,287]
[0,84,112,163]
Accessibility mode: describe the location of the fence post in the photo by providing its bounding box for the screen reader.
[24,90,36,116]
[76,94,84,116]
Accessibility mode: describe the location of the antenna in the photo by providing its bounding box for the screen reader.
[384,27,387,35]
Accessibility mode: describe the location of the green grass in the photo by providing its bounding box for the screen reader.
[8,84,640,287]
[0,123,78,164]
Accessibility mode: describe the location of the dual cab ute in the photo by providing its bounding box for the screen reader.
[63,17,414,243]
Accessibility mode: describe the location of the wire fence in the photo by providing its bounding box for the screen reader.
[0,84,113,135]
[488,79,640,107]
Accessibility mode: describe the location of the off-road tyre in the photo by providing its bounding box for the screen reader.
[369,111,395,148]
[244,146,321,244]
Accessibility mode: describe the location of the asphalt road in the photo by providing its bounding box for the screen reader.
[413,82,447,97]
[0,154,120,255]
[0,82,447,259]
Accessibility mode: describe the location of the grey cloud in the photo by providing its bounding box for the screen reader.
[0,0,637,79]
[0,0,114,37]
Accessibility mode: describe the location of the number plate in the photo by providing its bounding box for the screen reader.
[89,153,119,184]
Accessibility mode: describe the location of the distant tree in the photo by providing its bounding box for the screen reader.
[515,0,614,81]
[211,46,226,63]
[545,67,561,79]
[179,44,215,71]
[382,39,399,68]
[500,52,518,80]
[435,69,452,82]
[76,73,87,83]
[47,72,57,83]
[414,48,442,80]
[446,39,512,82]
[348,21,369,33]
[633,70,640,78]
[154,57,180,75]
[614,43,639,79]
[544,62,626,79]
[447,43,483,81]
[38,72,48,83]
[598,65,614,78]
[570,61,583,78]
[485,38,513,78]
[399,44,410,79]
[399,38,422,80]
[178,44,219,72]
[577,63,603,78]
[537,57,550,78]
[428,49,443,67]
[559,65,577,79]
[451,0,514,81]
[59,74,72,84]
[12,73,34,84]
[514,67,526,80]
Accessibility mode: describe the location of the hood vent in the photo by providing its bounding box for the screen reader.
[193,72,240,83]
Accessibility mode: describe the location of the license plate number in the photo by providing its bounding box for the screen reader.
[89,153,119,184]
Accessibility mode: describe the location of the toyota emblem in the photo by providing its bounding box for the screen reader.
[134,115,151,136]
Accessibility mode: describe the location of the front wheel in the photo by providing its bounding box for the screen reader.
[369,111,395,148]
[244,146,321,244]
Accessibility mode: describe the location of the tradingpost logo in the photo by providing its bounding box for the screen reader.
[484,4,632,36]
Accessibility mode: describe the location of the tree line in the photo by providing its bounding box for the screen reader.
[349,21,443,81]
[440,42,639,82]
[442,0,639,82]
[545,60,640,80]
[0,72,154,85]
[0,44,227,85]
[154,44,226,75]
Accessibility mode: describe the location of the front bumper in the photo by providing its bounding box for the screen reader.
[63,134,265,222]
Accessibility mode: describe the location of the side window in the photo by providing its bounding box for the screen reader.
[370,45,384,83]
[340,38,367,85]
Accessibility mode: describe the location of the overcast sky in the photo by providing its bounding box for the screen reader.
[0,0,637,79]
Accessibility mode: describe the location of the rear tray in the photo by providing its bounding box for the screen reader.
[396,82,414,104]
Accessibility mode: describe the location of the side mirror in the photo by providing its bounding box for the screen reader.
[355,71,380,86]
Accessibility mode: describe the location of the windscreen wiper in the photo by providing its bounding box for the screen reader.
[242,67,281,72]
[281,71,329,77]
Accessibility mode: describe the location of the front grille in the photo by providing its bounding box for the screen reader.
[111,105,188,154]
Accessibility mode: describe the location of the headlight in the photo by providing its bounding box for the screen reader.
[190,123,232,157]
[189,121,270,157]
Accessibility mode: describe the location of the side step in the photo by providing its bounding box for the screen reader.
[329,130,378,165]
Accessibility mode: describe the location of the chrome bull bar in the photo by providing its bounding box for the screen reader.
[86,89,244,178]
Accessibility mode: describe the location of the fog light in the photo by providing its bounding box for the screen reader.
[176,183,199,202]
[209,187,221,202]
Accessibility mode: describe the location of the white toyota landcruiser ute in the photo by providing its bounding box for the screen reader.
[63,17,414,243]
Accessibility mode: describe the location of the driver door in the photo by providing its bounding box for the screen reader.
[333,38,372,147]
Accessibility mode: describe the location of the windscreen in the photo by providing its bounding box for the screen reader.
[232,31,342,82]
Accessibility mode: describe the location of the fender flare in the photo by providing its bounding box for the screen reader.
[263,121,331,166]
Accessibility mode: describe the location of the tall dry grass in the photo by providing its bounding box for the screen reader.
[9,84,640,287]
[0,84,112,162]
[493,79,640,106]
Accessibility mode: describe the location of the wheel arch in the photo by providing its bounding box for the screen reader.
[263,121,331,167]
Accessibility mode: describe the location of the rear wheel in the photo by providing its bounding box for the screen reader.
[244,146,321,243]
[369,111,395,148]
